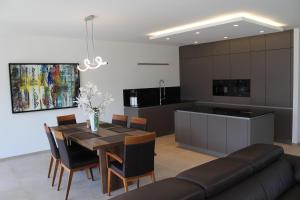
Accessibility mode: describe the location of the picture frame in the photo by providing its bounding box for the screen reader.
[9,63,80,113]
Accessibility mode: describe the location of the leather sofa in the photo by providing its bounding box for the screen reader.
[109,144,300,200]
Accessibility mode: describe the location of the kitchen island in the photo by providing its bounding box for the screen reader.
[175,106,274,156]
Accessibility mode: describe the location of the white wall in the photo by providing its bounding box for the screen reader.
[0,35,179,159]
[292,28,300,143]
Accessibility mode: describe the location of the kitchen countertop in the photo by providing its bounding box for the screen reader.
[176,106,273,118]
[124,99,194,109]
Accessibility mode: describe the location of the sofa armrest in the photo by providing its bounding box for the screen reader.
[285,154,300,182]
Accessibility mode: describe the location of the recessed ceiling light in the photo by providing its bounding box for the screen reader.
[233,24,239,27]
[259,30,265,33]
[194,41,198,44]
[148,12,285,39]
[195,32,200,35]
[166,37,170,40]
[224,36,229,39]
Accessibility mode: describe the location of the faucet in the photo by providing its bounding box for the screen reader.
[159,79,166,105]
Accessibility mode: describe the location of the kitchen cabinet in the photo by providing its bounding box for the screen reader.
[191,113,208,149]
[266,49,292,107]
[175,111,191,144]
[207,115,227,153]
[230,53,251,79]
[250,51,266,105]
[226,118,248,153]
[230,38,250,53]
[175,109,274,156]
[213,54,230,79]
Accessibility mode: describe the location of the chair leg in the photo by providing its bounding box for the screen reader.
[48,156,54,178]
[137,179,140,188]
[123,178,128,193]
[150,172,156,183]
[65,170,74,200]
[57,165,64,191]
[85,169,91,179]
[89,168,94,181]
[108,169,112,196]
[51,159,59,187]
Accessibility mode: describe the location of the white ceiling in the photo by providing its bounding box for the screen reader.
[0,0,299,45]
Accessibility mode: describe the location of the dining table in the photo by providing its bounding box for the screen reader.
[50,121,150,194]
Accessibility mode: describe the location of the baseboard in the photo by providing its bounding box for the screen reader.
[0,150,50,162]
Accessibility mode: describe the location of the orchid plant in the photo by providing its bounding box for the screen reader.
[75,82,114,116]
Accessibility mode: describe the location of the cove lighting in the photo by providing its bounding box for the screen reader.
[148,12,285,39]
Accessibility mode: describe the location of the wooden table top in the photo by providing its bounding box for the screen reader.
[50,122,149,151]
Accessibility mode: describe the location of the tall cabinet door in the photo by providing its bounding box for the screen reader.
[195,57,213,101]
[175,111,191,145]
[180,59,199,100]
[266,49,291,107]
[207,115,227,153]
[191,113,208,149]
[251,51,266,105]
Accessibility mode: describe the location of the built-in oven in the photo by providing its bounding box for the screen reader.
[213,79,250,97]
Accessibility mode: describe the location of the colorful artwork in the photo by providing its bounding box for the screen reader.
[9,63,80,113]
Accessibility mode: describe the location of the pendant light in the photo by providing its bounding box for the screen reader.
[77,15,108,72]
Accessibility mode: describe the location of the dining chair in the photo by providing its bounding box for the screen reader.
[57,114,77,126]
[112,114,128,127]
[54,130,99,200]
[44,123,60,187]
[129,117,147,131]
[106,132,156,195]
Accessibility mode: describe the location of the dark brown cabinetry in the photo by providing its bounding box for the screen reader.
[212,55,230,79]
[250,51,266,105]
[230,53,250,79]
[266,49,292,107]
[179,30,293,142]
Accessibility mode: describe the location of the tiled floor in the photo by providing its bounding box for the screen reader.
[0,134,299,200]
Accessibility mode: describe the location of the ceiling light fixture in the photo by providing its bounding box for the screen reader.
[148,12,285,39]
[260,30,265,33]
[233,24,239,27]
[195,31,200,35]
[166,37,170,40]
[194,41,198,44]
[224,36,229,39]
[77,15,108,72]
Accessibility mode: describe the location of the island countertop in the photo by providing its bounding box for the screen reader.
[176,106,273,118]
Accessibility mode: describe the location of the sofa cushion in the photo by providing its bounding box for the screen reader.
[284,154,300,182]
[176,158,253,197]
[208,175,267,200]
[253,158,295,199]
[228,144,283,172]
[109,178,205,200]
[278,184,300,200]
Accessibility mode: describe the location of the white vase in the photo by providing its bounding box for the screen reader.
[89,111,99,132]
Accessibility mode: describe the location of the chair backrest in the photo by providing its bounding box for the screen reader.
[44,123,60,159]
[57,114,77,126]
[112,114,128,127]
[53,130,72,168]
[130,117,147,131]
[123,132,156,177]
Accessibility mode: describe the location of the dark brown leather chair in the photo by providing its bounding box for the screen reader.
[112,114,128,127]
[129,117,147,131]
[106,132,156,195]
[44,123,60,187]
[54,130,99,200]
[57,114,77,126]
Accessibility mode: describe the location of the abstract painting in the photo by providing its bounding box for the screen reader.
[9,63,80,113]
